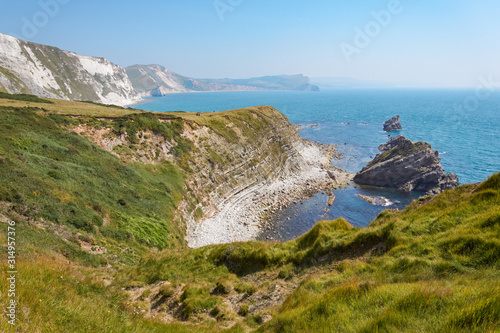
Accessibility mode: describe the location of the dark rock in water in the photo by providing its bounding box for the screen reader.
[383,115,402,132]
[354,136,459,194]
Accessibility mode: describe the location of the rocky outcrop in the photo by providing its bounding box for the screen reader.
[383,115,402,132]
[354,136,459,194]
[0,33,140,106]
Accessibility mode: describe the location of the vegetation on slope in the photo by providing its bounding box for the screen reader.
[0,106,186,250]
[0,93,498,332]
[0,92,54,104]
[0,94,296,251]
[0,96,142,117]
[117,174,500,332]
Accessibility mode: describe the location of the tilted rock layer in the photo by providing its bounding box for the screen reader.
[72,105,351,247]
[354,136,458,194]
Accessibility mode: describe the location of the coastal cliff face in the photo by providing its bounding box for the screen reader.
[354,136,459,194]
[126,65,321,97]
[0,92,348,250]
[180,107,348,247]
[202,74,320,91]
[0,95,498,332]
[0,32,320,104]
[0,33,139,106]
[126,64,263,96]
[70,105,350,247]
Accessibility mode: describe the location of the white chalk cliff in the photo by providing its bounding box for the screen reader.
[0,33,139,106]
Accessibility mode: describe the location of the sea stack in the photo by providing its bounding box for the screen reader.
[354,136,459,194]
[383,115,402,132]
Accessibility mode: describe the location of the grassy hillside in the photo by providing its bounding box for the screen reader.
[1,170,497,332]
[0,95,141,117]
[117,174,499,332]
[0,106,187,251]
[0,93,498,332]
[0,94,304,252]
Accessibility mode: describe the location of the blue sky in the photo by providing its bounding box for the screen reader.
[1,0,500,87]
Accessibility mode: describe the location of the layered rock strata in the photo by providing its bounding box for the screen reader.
[354,136,458,194]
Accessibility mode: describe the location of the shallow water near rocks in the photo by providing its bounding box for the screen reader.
[257,184,422,242]
[132,89,500,242]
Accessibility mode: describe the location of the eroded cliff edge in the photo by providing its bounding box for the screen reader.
[72,105,351,247]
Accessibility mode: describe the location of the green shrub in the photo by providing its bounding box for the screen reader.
[235,282,257,296]
[213,279,232,295]
[158,284,174,298]
[141,289,152,299]
[278,266,294,280]
[238,304,249,317]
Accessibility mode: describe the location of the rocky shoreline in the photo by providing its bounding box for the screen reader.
[186,141,353,248]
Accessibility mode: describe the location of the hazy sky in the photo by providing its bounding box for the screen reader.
[1,0,500,87]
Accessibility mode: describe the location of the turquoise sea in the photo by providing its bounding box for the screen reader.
[132,89,500,241]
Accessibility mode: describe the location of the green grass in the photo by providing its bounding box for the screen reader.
[0,91,54,104]
[0,253,245,333]
[0,95,498,331]
[0,106,186,249]
[256,174,500,332]
[80,100,127,109]
[118,173,500,332]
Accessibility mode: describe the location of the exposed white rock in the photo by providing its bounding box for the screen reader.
[0,32,140,106]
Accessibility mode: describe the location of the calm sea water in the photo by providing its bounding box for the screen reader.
[132,89,500,240]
